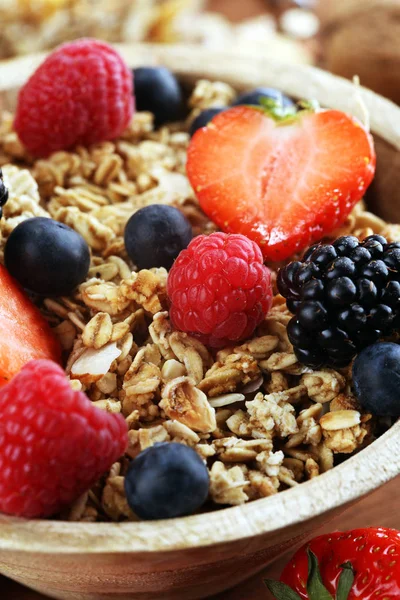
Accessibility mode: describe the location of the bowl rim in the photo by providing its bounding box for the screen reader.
[0,43,400,555]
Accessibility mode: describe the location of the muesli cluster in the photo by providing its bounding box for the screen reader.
[0,39,398,522]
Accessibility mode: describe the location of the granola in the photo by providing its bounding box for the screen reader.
[0,78,394,522]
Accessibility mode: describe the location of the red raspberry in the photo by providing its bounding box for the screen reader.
[167,232,273,348]
[14,39,134,158]
[0,360,128,518]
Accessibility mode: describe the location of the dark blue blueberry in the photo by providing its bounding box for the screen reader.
[133,67,184,127]
[189,108,225,137]
[4,217,90,296]
[232,87,295,109]
[124,204,192,270]
[353,342,400,416]
[124,443,209,520]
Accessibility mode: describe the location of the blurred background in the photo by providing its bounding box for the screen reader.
[1,0,398,105]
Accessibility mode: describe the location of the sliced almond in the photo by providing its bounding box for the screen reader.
[209,393,245,408]
[71,342,121,384]
[319,410,361,431]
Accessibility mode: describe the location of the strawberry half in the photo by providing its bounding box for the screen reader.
[0,265,61,386]
[266,528,400,600]
[187,106,376,261]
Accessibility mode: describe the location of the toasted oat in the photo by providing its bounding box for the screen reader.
[0,81,390,521]
[160,377,216,433]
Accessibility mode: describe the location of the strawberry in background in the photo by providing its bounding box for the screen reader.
[266,527,400,599]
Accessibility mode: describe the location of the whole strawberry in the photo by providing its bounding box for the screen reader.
[167,232,273,348]
[14,39,134,157]
[266,528,400,600]
[0,360,128,518]
[187,105,375,261]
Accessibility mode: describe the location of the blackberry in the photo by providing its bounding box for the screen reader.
[0,169,9,220]
[277,234,400,368]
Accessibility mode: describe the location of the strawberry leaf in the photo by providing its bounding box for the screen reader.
[336,562,355,600]
[264,580,303,600]
[307,549,334,600]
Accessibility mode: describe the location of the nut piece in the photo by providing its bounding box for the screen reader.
[320,410,361,431]
[160,377,216,433]
[70,342,121,384]
[82,312,113,349]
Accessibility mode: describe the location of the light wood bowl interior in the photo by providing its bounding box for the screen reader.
[0,43,400,600]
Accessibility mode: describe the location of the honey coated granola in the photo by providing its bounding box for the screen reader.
[0,79,395,522]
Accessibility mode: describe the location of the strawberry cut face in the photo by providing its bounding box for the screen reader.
[187,106,376,261]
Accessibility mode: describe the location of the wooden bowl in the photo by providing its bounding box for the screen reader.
[1,44,400,600]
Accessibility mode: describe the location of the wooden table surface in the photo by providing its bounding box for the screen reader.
[2,476,399,599]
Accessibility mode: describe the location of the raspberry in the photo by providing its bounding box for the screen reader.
[0,360,128,518]
[167,232,273,348]
[14,39,134,157]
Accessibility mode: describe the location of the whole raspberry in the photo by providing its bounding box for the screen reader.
[167,232,273,348]
[14,39,134,157]
[0,360,128,518]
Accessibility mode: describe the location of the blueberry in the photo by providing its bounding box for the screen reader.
[124,443,209,520]
[353,342,400,416]
[190,108,225,137]
[133,67,184,127]
[4,217,90,296]
[124,204,192,270]
[232,87,295,109]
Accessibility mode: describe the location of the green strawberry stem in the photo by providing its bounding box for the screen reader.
[307,549,333,600]
[256,97,319,125]
[265,548,354,600]
[336,563,355,600]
